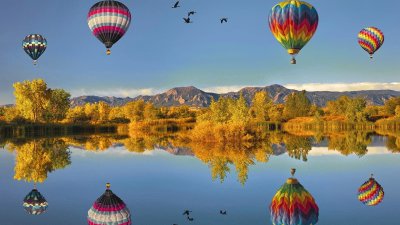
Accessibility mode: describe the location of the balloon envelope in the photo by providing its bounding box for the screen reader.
[88,184,131,225]
[270,178,319,225]
[23,189,48,215]
[22,34,47,64]
[358,177,384,206]
[87,0,132,55]
[268,0,319,64]
[358,27,384,58]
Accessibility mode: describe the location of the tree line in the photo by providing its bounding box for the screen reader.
[1,79,400,126]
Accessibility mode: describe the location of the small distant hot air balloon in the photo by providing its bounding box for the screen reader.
[87,0,132,55]
[268,0,319,64]
[22,34,47,65]
[23,187,48,215]
[270,168,319,225]
[358,174,384,206]
[358,27,384,59]
[88,183,131,225]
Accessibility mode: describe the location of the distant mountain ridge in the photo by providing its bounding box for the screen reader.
[70,84,400,107]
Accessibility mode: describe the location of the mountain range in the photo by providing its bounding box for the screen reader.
[70,84,400,107]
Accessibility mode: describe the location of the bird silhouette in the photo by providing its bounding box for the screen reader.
[188,11,196,17]
[172,1,180,8]
[183,210,192,216]
[187,216,194,221]
[183,17,192,23]
[220,210,227,215]
[220,18,228,23]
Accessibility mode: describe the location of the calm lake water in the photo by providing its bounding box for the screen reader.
[1,133,400,225]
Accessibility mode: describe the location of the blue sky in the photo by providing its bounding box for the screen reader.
[0,0,399,104]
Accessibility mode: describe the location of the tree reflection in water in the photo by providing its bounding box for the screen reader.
[6,139,71,183]
[0,129,396,185]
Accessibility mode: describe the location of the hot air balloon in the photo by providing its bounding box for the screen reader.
[268,0,319,64]
[270,168,319,225]
[88,183,131,225]
[358,174,384,206]
[23,187,48,215]
[358,27,384,59]
[87,0,132,55]
[22,34,47,65]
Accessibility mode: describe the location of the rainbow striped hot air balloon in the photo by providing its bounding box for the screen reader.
[88,183,131,225]
[358,27,384,59]
[23,188,48,215]
[88,0,132,55]
[268,0,319,64]
[358,175,384,206]
[270,169,319,225]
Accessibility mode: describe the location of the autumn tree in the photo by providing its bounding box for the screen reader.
[108,106,129,123]
[384,97,400,116]
[98,101,111,123]
[326,96,367,122]
[14,79,50,122]
[250,91,273,122]
[45,89,71,122]
[13,79,70,122]
[143,102,159,121]
[268,104,284,122]
[230,94,250,124]
[3,107,25,123]
[395,106,400,118]
[283,91,311,120]
[124,100,145,122]
[66,106,88,123]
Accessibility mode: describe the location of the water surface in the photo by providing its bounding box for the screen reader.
[1,133,400,225]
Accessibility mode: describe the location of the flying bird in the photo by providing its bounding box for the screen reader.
[183,210,192,216]
[220,18,228,23]
[183,17,192,23]
[220,210,227,215]
[187,216,194,221]
[172,1,180,8]
[188,11,196,16]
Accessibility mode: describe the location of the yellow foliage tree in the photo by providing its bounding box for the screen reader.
[7,139,71,183]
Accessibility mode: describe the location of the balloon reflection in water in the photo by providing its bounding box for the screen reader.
[88,183,131,225]
[23,186,48,215]
[358,174,384,206]
[270,169,319,225]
